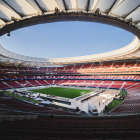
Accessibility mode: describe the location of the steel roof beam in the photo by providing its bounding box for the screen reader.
[124,4,140,19]
[25,0,41,14]
[63,0,68,12]
[136,21,140,25]
[34,0,45,14]
[107,0,117,15]
[86,0,90,12]
[0,17,8,23]
[3,0,23,18]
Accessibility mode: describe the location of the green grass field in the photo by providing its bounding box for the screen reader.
[103,90,127,113]
[30,87,93,99]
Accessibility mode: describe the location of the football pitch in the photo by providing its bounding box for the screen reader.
[30,87,93,99]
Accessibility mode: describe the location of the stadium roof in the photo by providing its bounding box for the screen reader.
[0,0,140,67]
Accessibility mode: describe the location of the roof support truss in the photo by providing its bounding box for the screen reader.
[0,17,8,23]
[124,4,140,19]
[25,0,41,14]
[63,0,68,12]
[107,0,117,15]
[34,0,45,14]
[86,0,90,12]
[3,0,23,18]
[136,21,140,25]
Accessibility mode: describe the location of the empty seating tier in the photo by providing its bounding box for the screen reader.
[0,117,140,140]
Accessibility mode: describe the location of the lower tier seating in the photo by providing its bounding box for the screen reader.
[110,83,140,115]
[0,117,140,140]
[0,80,138,89]
[0,94,78,116]
[1,75,140,81]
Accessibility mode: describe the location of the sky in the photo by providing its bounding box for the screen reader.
[0,21,134,58]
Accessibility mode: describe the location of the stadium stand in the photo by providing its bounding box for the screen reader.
[0,76,140,89]
[46,80,54,85]
[0,93,77,116]
[1,59,140,139]
[99,81,113,88]
[101,62,113,68]
[121,81,138,89]
[15,76,26,79]
[15,80,33,87]
[110,83,140,115]
[36,80,50,85]
[0,81,11,89]
[81,63,92,69]
[0,76,7,80]
[1,61,140,75]
[4,81,22,88]
[89,80,103,87]
[109,81,124,89]
[26,80,42,86]
[1,1,140,139]
[0,116,140,140]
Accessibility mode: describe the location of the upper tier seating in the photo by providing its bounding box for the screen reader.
[73,65,83,70]
[91,63,101,69]
[65,65,74,70]
[18,67,28,70]
[101,62,113,68]
[28,67,37,70]
[116,68,127,72]
[93,68,104,72]
[112,62,124,68]
[104,68,116,72]
[56,67,65,71]
[81,64,92,69]
[124,61,137,67]
[47,67,56,71]
[0,61,139,74]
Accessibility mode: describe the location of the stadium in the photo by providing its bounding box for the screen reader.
[0,0,140,140]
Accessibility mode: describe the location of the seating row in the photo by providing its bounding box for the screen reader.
[0,117,140,140]
[1,75,140,81]
[0,80,138,89]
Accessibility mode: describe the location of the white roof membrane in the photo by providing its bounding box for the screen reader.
[0,0,139,66]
